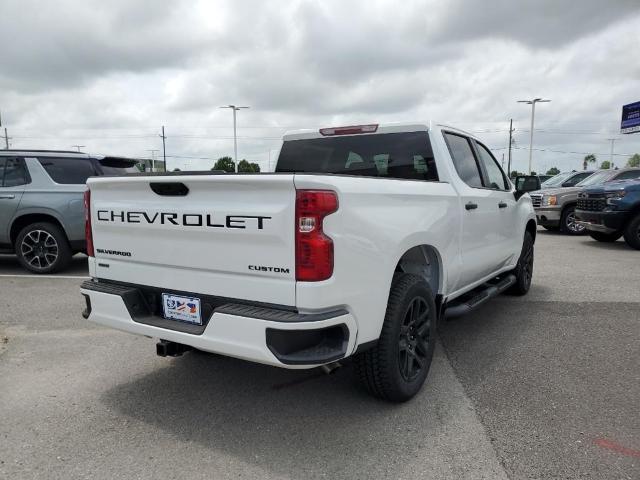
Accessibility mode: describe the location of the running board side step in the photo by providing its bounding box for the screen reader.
[444,274,516,319]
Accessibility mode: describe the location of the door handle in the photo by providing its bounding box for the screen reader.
[0,194,16,199]
[498,202,508,209]
[465,202,478,210]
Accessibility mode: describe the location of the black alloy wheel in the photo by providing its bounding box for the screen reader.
[398,296,431,382]
[354,274,437,402]
[507,230,534,295]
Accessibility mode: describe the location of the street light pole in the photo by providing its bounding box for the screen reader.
[607,138,617,168]
[220,105,249,173]
[518,98,550,174]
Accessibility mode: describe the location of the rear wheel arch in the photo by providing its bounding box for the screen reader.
[10,213,70,246]
[394,245,442,299]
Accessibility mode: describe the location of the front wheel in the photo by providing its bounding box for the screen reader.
[589,231,622,243]
[14,222,72,274]
[353,274,436,402]
[560,206,585,235]
[623,213,640,250]
[507,230,534,295]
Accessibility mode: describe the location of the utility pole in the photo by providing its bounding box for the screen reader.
[517,98,551,174]
[146,149,159,172]
[71,145,85,152]
[607,138,617,168]
[159,126,167,172]
[220,105,250,173]
[0,111,9,149]
[507,118,514,177]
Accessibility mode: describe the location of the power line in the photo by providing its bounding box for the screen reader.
[512,146,634,157]
[10,134,283,140]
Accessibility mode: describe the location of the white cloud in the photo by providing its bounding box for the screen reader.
[1,0,639,172]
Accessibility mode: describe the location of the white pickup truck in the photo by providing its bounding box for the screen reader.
[81,123,538,401]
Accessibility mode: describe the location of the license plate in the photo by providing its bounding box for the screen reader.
[162,293,202,325]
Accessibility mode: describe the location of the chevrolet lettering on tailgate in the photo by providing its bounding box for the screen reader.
[96,210,272,230]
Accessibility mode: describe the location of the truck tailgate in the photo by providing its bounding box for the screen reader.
[87,174,296,306]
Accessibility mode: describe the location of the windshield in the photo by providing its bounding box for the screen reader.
[576,170,613,187]
[541,172,573,187]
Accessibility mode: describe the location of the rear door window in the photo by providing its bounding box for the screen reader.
[443,133,483,188]
[276,131,438,181]
[37,157,97,184]
[1,157,29,187]
[474,142,509,190]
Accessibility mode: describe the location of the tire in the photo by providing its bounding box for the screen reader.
[560,206,585,235]
[353,274,437,402]
[507,231,534,296]
[623,213,640,250]
[542,225,559,231]
[14,222,72,274]
[588,231,622,243]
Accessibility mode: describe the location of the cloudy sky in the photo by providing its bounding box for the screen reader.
[1,0,639,173]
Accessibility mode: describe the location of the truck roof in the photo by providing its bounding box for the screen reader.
[0,149,89,156]
[283,122,476,141]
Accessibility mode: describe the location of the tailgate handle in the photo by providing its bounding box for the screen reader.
[150,182,189,196]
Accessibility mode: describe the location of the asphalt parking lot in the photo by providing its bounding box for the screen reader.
[0,229,638,480]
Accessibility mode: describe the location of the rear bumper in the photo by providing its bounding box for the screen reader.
[575,209,627,234]
[80,280,357,369]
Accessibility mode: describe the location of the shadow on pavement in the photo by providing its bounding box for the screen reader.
[101,343,501,479]
[578,238,629,251]
[536,228,563,236]
[0,253,89,275]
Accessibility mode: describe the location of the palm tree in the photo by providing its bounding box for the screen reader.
[583,154,596,171]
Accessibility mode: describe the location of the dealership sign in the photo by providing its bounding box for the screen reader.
[621,101,640,134]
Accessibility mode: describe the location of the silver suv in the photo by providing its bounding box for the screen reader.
[0,150,137,273]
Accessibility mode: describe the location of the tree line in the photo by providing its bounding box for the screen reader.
[211,156,261,173]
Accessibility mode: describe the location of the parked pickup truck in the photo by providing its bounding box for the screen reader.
[576,178,640,249]
[531,168,640,235]
[80,123,538,401]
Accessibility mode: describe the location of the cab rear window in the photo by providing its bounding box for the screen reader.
[276,131,438,181]
[96,157,139,176]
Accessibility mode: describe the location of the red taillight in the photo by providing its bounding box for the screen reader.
[295,190,338,281]
[319,124,378,136]
[84,189,94,257]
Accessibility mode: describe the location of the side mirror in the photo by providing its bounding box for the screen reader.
[514,175,541,199]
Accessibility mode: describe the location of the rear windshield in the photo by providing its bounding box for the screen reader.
[96,157,139,176]
[276,131,438,181]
